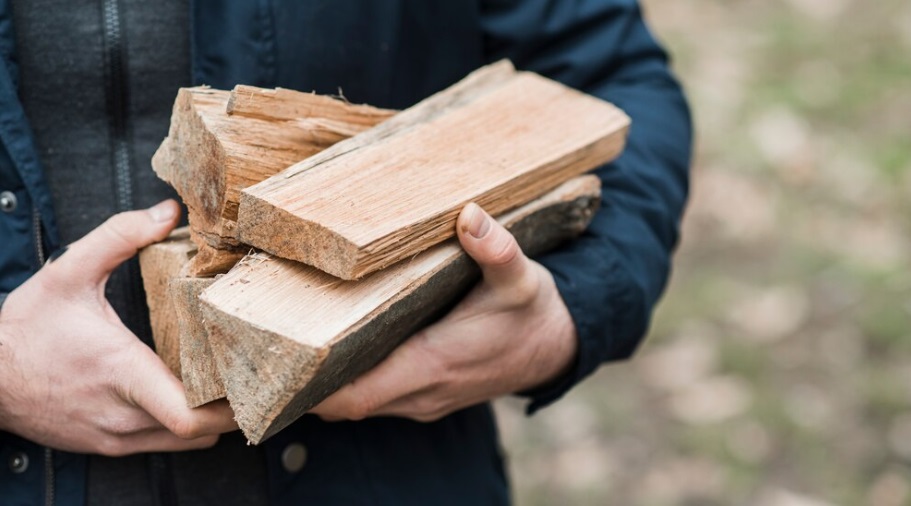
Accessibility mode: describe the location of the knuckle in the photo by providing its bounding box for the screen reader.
[347,392,377,421]
[412,335,449,383]
[109,348,142,397]
[95,436,128,457]
[411,407,448,423]
[169,416,203,440]
[487,235,521,267]
[97,414,142,436]
[192,435,220,450]
[412,397,446,420]
[509,271,542,306]
[101,214,138,249]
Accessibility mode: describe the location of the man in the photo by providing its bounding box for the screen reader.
[0,0,691,504]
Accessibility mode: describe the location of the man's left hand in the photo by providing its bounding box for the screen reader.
[310,203,578,422]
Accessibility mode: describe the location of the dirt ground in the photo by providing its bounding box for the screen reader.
[495,1,911,504]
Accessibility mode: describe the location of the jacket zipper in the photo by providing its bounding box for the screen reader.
[44,447,55,506]
[33,209,45,264]
[34,2,138,504]
[102,1,176,504]
[35,209,53,506]
[103,0,145,332]
[103,0,133,214]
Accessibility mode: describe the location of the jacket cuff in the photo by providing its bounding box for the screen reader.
[0,291,8,314]
[516,275,598,414]
[520,248,642,414]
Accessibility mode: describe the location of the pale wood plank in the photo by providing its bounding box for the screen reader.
[237,61,629,280]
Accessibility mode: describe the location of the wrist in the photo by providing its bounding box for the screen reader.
[525,267,579,388]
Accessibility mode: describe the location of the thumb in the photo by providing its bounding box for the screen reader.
[54,200,180,286]
[457,203,533,291]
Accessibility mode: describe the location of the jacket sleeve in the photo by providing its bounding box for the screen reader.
[479,0,693,412]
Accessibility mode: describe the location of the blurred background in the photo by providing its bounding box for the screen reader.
[494,0,911,504]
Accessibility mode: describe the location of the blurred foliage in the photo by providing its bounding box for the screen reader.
[495,0,911,504]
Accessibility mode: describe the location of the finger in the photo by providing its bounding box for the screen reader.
[53,200,180,286]
[310,339,437,421]
[457,203,534,292]
[122,345,238,438]
[127,431,220,454]
[99,430,220,457]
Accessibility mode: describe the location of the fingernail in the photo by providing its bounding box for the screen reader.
[149,200,177,223]
[463,203,491,239]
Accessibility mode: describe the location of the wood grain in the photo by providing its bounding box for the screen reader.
[237,61,629,280]
[151,86,394,276]
[228,85,394,126]
[170,276,223,407]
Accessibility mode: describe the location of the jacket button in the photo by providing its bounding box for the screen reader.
[281,443,307,473]
[0,191,17,213]
[8,452,29,474]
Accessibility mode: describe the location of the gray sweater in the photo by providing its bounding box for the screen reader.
[12,0,189,341]
[10,2,270,502]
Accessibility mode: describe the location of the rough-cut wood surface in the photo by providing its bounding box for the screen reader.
[151,86,393,276]
[186,245,247,279]
[138,227,196,376]
[202,175,601,444]
[228,85,394,126]
[169,276,223,407]
[237,61,629,280]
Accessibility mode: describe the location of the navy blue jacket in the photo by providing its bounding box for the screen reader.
[0,1,691,504]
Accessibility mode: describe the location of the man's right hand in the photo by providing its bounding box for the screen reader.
[0,200,237,456]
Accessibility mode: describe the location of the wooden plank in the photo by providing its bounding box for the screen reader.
[202,175,602,444]
[237,61,629,280]
[150,86,394,276]
[138,227,196,376]
[169,276,224,407]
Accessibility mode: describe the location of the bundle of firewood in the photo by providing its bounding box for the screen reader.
[139,61,630,444]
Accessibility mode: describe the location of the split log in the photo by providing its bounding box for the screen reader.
[237,61,629,280]
[151,86,395,276]
[201,175,602,444]
[138,227,196,376]
[138,228,225,406]
[169,276,223,407]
